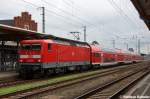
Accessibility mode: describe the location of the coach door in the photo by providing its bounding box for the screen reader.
[56,45,60,67]
[84,48,87,65]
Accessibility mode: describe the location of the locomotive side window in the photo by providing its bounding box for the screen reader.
[48,43,51,51]
[31,44,41,50]
[93,53,100,57]
[96,53,100,57]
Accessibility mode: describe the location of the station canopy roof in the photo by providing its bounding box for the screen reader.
[0,24,45,41]
[0,24,87,45]
[131,0,150,30]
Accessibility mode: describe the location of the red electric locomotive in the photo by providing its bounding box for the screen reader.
[19,39,91,78]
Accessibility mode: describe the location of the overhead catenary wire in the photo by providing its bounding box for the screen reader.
[107,0,133,28]
[41,0,126,41]
[106,0,144,43]
[22,0,124,39]
[22,0,106,43]
[62,0,97,25]
[41,0,103,28]
[123,0,148,33]
[19,0,148,50]
[80,0,136,40]
[21,0,85,29]
[20,0,86,34]
[43,0,101,27]
[63,0,88,14]
[19,0,94,42]
[41,0,86,26]
[107,0,140,30]
[22,0,110,34]
[120,0,147,35]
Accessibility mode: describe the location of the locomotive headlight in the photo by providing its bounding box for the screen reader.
[38,59,41,62]
[20,55,28,58]
[19,59,23,62]
[32,55,41,58]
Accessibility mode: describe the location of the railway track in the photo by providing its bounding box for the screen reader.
[75,67,150,99]
[0,79,26,88]
[0,62,139,88]
[1,62,148,99]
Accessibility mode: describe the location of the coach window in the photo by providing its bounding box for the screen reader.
[48,43,51,51]
[94,53,100,57]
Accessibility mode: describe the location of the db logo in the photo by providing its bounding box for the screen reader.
[72,52,75,56]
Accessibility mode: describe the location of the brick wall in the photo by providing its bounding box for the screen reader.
[14,12,37,31]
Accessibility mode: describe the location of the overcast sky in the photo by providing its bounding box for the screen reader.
[0,0,150,54]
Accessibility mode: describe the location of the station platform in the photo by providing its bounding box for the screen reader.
[123,72,150,98]
[0,71,18,81]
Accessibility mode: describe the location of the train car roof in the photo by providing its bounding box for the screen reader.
[90,45,101,52]
[101,47,116,53]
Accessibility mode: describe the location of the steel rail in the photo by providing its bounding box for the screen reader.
[110,69,150,99]
[74,67,150,99]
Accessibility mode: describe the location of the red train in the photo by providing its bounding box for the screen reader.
[18,39,143,78]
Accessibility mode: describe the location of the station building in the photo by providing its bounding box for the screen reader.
[0,12,38,71]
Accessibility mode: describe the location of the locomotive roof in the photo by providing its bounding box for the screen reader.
[20,39,54,43]
[21,39,89,48]
[42,34,88,45]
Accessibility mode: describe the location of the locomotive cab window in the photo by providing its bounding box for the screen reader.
[21,44,41,50]
[48,43,51,51]
[21,44,31,50]
[31,44,41,50]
